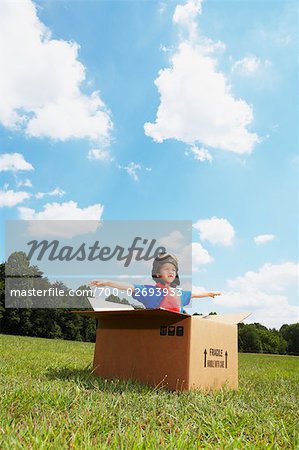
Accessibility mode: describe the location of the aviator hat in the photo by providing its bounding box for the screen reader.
[152,252,180,287]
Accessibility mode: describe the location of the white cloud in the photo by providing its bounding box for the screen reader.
[0,188,31,207]
[183,283,207,311]
[35,187,66,200]
[186,145,213,162]
[118,162,141,181]
[173,0,202,41]
[276,35,292,46]
[17,179,32,188]
[168,242,212,275]
[227,262,298,293]
[145,0,259,154]
[157,231,198,274]
[232,56,271,76]
[19,200,103,220]
[160,44,173,53]
[192,284,206,292]
[215,291,298,329]
[215,262,299,328]
[0,153,34,172]
[232,56,261,74]
[254,234,276,245]
[193,217,235,246]
[158,2,168,15]
[18,200,104,238]
[0,0,112,146]
[158,230,186,251]
[192,242,214,267]
[87,148,113,161]
[254,26,295,49]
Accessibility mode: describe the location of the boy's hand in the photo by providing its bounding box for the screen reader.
[208,292,221,298]
[89,280,109,287]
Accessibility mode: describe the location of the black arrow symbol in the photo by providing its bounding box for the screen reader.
[204,349,207,368]
[225,351,228,368]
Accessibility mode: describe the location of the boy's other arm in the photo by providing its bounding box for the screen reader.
[89,280,135,293]
[191,292,221,299]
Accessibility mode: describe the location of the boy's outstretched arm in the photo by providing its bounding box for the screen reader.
[89,280,135,293]
[191,292,221,299]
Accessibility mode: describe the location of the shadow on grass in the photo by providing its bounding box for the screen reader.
[45,365,167,395]
[45,366,230,399]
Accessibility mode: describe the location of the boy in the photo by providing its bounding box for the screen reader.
[90,252,221,313]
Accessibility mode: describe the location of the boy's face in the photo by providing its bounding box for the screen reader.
[157,262,177,285]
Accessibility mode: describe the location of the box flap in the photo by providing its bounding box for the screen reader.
[72,308,189,320]
[88,297,134,311]
[200,312,252,324]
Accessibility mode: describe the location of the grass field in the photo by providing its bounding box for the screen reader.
[0,334,298,449]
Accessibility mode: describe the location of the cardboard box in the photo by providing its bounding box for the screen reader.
[76,308,250,391]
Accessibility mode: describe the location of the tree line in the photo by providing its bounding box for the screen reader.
[0,253,298,355]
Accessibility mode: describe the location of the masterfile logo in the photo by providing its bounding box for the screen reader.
[5,220,192,308]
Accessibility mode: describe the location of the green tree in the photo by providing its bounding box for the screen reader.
[280,323,299,355]
[238,324,262,353]
[256,328,283,354]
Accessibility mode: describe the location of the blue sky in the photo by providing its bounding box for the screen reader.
[0,0,298,328]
